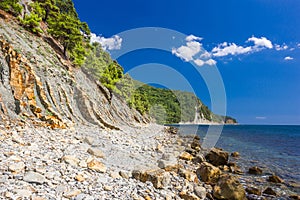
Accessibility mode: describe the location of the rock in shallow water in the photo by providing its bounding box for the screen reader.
[246,186,261,195]
[205,148,229,166]
[248,166,263,175]
[267,175,284,183]
[263,187,277,196]
[231,151,240,157]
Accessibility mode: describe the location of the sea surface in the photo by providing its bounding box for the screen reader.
[172,125,300,185]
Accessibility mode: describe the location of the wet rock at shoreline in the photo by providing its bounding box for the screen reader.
[191,139,201,151]
[192,154,205,164]
[205,148,229,166]
[228,162,244,175]
[164,126,178,134]
[248,166,263,175]
[263,187,277,196]
[246,186,261,195]
[196,162,221,183]
[289,195,300,200]
[231,151,240,158]
[213,174,246,200]
[267,175,284,183]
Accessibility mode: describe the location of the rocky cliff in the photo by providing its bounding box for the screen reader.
[0,13,146,130]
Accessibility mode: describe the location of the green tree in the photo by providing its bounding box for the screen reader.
[55,0,78,19]
[20,13,43,34]
[100,61,124,91]
[129,92,150,115]
[48,13,82,56]
[0,0,23,16]
[31,0,59,23]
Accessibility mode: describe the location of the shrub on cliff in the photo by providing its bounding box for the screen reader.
[0,0,23,16]
[100,61,124,92]
[31,0,59,23]
[19,13,43,34]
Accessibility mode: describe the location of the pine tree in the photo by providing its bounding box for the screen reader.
[20,13,43,34]
[48,13,82,56]
[56,0,78,19]
[0,0,23,16]
[32,0,59,23]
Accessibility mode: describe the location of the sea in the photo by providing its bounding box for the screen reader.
[170,124,300,186]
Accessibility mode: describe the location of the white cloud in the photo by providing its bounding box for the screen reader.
[211,36,273,58]
[193,58,216,67]
[205,59,217,66]
[186,35,202,42]
[172,35,216,67]
[275,44,288,51]
[173,34,276,66]
[298,43,300,48]
[172,40,202,62]
[90,33,122,51]
[200,51,211,59]
[247,36,273,49]
[193,59,205,67]
[212,43,252,57]
[284,56,294,60]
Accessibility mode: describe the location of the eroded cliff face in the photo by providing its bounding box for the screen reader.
[0,14,147,129]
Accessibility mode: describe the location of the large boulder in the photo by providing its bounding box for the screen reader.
[179,151,194,161]
[231,151,240,158]
[263,187,277,196]
[178,168,198,183]
[191,139,201,151]
[132,169,170,189]
[192,154,205,164]
[196,162,222,183]
[248,166,263,175]
[205,148,229,166]
[246,186,261,195]
[213,174,246,200]
[228,162,243,175]
[158,153,179,172]
[267,175,284,183]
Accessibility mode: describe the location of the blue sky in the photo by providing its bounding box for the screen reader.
[73,0,300,124]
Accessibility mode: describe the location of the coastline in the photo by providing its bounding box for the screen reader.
[1,122,299,199]
[171,124,300,197]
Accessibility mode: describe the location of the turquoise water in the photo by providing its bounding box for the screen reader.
[174,125,300,184]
